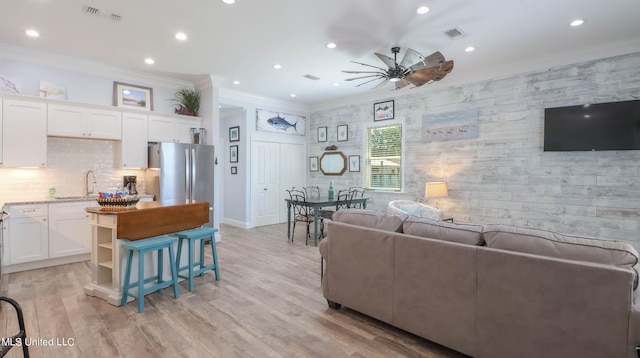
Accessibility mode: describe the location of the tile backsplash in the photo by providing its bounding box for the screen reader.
[0,137,146,208]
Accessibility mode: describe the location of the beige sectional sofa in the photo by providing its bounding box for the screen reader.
[319,209,640,358]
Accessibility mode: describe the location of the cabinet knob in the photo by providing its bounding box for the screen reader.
[43,218,47,222]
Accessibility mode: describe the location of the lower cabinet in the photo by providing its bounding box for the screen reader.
[48,202,91,258]
[5,204,49,265]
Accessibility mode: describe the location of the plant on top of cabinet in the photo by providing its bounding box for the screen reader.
[171,87,200,116]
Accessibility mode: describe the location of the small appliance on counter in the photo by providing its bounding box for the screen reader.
[123,175,138,195]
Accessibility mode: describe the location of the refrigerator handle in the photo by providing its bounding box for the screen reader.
[185,149,191,201]
[191,148,196,201]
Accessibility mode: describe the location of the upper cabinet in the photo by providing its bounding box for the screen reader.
[148,114,201,143]
[48,104,122,140]
[120,112,149,168]
[1,99,47,167]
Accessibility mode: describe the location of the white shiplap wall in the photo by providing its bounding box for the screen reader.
[309,52,640,248]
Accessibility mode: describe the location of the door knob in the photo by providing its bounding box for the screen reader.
[264,188,267,191]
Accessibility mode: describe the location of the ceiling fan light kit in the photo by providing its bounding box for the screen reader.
[343,47,454,90]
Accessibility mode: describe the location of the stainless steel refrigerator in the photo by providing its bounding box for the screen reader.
[146,142,214,227]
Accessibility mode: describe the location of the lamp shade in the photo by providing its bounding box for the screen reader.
[425,182,448,198]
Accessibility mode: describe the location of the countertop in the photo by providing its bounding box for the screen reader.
[3,194,154,206]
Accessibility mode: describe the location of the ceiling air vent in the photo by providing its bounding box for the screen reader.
[303,74,320,81]
[110,14,121,22]
[444,27,464,40]
[83,5,122,22]
[86,6,100,15]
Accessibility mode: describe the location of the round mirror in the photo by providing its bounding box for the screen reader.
[320,151,347,176]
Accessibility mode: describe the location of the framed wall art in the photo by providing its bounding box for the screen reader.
[230,145,239,163]
[113,81,153,111]
[337,124,348,142]
[229,126,240,142]
[374,100,394,121]
[309,156,319,172]
[349,155,360,172]
[231,166,237,174]
[256,109,306,136]
[318,126,327,142]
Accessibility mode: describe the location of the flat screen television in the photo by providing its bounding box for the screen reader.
[544,100,640,151]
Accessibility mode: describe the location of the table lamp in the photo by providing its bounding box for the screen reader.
[425,182,448,208]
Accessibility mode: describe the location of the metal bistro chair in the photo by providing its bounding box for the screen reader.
[319,189,354,239]
[287,189,316,245]
[303,186,320,198]
[348,186,366,209]
[0,297,30,358]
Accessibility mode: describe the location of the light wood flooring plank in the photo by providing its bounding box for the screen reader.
[0,223,468,358]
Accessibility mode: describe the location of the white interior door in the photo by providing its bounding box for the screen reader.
[279,142,305,222]
[252,141,280,226]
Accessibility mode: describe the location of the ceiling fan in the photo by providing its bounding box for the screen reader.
[343,46,454,90]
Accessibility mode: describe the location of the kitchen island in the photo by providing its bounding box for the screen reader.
[84,200,210,306]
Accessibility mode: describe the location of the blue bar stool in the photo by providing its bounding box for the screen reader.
[121,235,180,313]
[173,227,220,292]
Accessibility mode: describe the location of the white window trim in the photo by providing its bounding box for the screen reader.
[362,118,406,193]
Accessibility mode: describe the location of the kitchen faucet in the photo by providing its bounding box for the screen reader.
[85,170,96,196]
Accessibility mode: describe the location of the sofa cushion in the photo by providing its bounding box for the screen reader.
[403,216,485,246]
[332,209,407,233]
[483,224,640,288]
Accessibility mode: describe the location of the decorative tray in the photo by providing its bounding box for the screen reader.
[96,196,139,208]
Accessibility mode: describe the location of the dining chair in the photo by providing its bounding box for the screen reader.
[348,186,365,209]
[287,189,315,245]
[303,186,320,198]
[319,189,354,239]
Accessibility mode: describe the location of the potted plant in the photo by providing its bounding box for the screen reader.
[171,87,200,116]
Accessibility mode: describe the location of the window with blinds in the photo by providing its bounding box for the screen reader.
[365,123,402,191]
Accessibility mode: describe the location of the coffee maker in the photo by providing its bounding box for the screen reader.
[123,175,138,195]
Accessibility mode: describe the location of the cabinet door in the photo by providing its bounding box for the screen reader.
[2,99,47,167]
[7,204,49,265]
[86,109,122,139]
[148,115,176,142]
[176,117,201,143]
[121,112,148,168]
[47,104,86,137]
[48,203,91,258]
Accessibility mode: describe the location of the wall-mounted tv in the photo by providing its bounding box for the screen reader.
[544,100,640,151]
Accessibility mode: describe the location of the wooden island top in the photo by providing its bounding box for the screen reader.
[85,200,210,241]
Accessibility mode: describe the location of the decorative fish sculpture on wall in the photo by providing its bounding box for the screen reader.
[267,114,297,132]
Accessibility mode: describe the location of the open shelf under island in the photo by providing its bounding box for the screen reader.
[84,200,210,306]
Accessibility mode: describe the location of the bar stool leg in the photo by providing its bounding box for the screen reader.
[168,244,180,298]
[138,250,145,313]
[157,247,164,289]
[121,250,134,306]
[188,238,195,292]
[212,239,220,281]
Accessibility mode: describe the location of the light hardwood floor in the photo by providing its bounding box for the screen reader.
[0,223,468,358]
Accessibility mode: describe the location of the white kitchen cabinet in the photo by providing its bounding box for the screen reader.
[5,204,49,265]
[48,202,91,258]
[148,114,201,143]
[1,99,47,167]
[48,104,122,140]
[120,112,148,168]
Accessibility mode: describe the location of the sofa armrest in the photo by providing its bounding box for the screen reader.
[320,221,396,323]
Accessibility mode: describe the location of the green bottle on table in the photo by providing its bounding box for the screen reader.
[328,181,334,200]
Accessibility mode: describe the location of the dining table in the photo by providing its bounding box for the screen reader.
[285,195,369,246]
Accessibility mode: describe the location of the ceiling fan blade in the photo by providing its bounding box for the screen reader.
[404,60,454,87]
[399,48,424,69]
[373,78,389,89]
[349,60,388,71]
[345,74,385,82]
[409,51,446,72]
[355,76,387,87]
[395,78,412,90]
[342,70,384,74]
[374,53,397,69]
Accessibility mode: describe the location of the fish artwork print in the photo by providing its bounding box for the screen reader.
[256,108,306,135]
[267,114,297,132]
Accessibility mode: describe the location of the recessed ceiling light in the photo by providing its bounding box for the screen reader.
[233,80,240,85]
[416,6,429,15]
[273,64,282,69]
[25,29,39,37]
[144,58,155,65]
[290,94,296,97]
[570,19,584,27]
[222,0,235,4]
[175,32,187,41]
[326,42,337,49]
[332,82,340,87]
[465,46,475,52]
